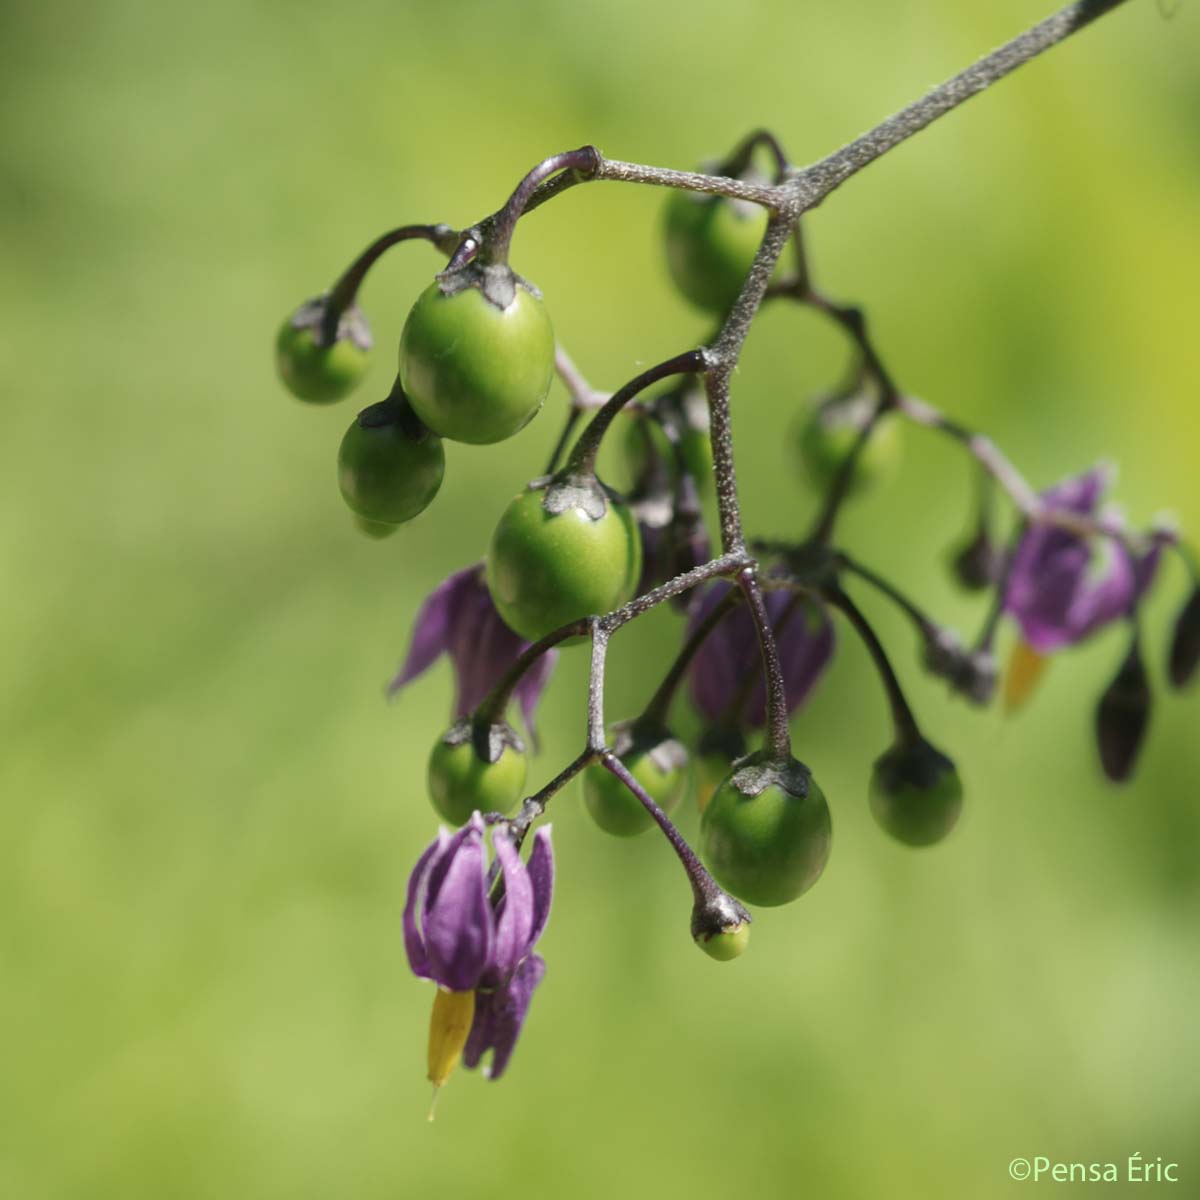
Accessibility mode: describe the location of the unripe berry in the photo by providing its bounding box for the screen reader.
[276,295,371,405]
[581,721,687,837]
[399,270,554,445]
[869,737,963,847]
[427,720,527,826]
[701,753,831,907]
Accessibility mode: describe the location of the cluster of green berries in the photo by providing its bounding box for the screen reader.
[274,150,965,969]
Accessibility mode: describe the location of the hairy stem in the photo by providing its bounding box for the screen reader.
[322,223,457,341]
[601,752,727,907]
[786,0,1131,210]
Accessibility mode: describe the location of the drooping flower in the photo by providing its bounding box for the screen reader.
[389,563,557,742]
[1003,466,1162,654]
[405,816,553,1088]
[687,581,835,728]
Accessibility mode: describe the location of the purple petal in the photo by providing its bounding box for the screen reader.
[515,649,558,747]
[402,829,449,979]
[422,816,495,991]
[468,953,547,1081]
[488,830,535,982]
[447,576,524,717]
[526,827,555,948]
[387,566,480,698]
[687,583,834,727]
[462,988,497,1070]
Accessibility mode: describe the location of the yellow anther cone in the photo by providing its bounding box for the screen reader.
[426,987,475,1120]
[1004,640,1048,713]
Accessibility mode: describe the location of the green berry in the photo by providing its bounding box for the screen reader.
[276,297,370,405]
[701,753,832,907]
[581,721,687,837]
[796,393,900,495]
[427,721,527,826]
[399,274,554,445]
[486,476,642,643]
[353,515,401,540]
[663,187,769,315]
[337,398,444,525]
[869,738,963,847]
[694,921,751,961]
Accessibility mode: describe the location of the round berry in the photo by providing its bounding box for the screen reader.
[582,722,687,837]
[399,277,554,445]
[275,300,370,405]
[869,738,962,847]
[337,399,444,525]
[353,515,401,540]
[427,723,527,826]
[701,754,831,907]
[694,921,750,961]
[663,187,769,315]
[486,478,642,643]
[795,395,900,495]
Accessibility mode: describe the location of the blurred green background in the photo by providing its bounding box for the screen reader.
[3,1,1199,1196]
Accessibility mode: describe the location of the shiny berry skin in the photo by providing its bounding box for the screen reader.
[399,279,554,445]
[275,300,370,405]
[353,515,401,540]
[869,738,963,847]
[486,478,642,643]
[337,399,445,525]
[663,188,769,315]
[694,921,750,961]
[427,723,527,826]
[701,754,831,907]
[795,396,900,495]
[581,722,687,837]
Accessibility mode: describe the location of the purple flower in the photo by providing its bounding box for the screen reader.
[688,581,835,728]
[389,563,557,742]
[405,815,554,1081]
[1004,467,1162,654]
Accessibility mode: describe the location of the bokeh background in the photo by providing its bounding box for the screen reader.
[3,1,1199,1196]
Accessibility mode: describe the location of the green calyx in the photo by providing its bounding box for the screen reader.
[398,266,554,445]
[869,737,963,847]
[276,295,371,405]
[426,719,528,826]
[486,474,642,643]
[582,720,688,837]
[700,752,832,908]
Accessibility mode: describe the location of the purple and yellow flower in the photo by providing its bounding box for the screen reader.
[389,563,557,741]
[1002,466,1162,709]
[687,581,835,728]
[405,815,553,1097]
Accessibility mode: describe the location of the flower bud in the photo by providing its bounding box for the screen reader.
[949,528,1005,591]
[1167,586,1200,689]
[869,737,963,847]
[1095,638,1151,783]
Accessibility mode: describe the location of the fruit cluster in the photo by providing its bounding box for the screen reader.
[274,128,1197,1096]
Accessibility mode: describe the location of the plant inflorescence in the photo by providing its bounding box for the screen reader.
[273,0,1197,1109]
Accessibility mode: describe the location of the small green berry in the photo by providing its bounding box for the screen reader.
[276,296,370,404]
[581,721,687,837]
[869,737,963,847]
[427,720,527,826]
